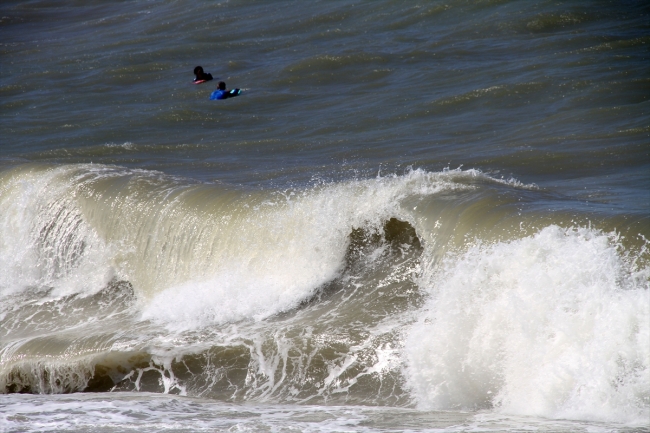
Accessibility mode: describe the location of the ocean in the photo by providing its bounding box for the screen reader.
[1,1,649,432]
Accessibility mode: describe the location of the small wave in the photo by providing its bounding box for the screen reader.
[526,12,590,32]
[432,82,548,109]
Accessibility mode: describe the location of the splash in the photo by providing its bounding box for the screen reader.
[405,225,650,424]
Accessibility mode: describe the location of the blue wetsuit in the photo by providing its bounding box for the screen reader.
[210,89,241,100]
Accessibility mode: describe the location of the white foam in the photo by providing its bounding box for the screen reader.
[404,225,650,424]
[0,393,628,433]
[0,165,115,300]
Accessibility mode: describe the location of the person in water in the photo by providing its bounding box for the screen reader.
[193,66,213,83]
[210,81,241,100]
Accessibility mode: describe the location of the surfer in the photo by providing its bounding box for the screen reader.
[210,81,241,100]
[193,66,213,84]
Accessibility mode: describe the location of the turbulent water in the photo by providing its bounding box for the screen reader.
[1,1,649,432]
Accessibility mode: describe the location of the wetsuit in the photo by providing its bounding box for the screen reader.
[193,73,213,83]
[209,89,241,100]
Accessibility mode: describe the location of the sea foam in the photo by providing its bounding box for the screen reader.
[405,225,649,424]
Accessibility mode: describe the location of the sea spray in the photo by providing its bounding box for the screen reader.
[404,225,650,423]
[0,164,115,300]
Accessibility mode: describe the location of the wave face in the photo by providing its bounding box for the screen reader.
[1,163,648,425]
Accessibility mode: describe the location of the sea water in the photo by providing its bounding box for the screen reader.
[1,1,648,432]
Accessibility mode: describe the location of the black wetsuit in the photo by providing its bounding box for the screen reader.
[193,73,213,83]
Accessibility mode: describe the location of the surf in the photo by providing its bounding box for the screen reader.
[0,162,648,425]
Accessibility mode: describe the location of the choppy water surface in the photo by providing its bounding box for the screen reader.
[1,0,648,432]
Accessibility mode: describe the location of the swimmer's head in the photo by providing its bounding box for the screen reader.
[194,66,203,75]
[218,81,226,90]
